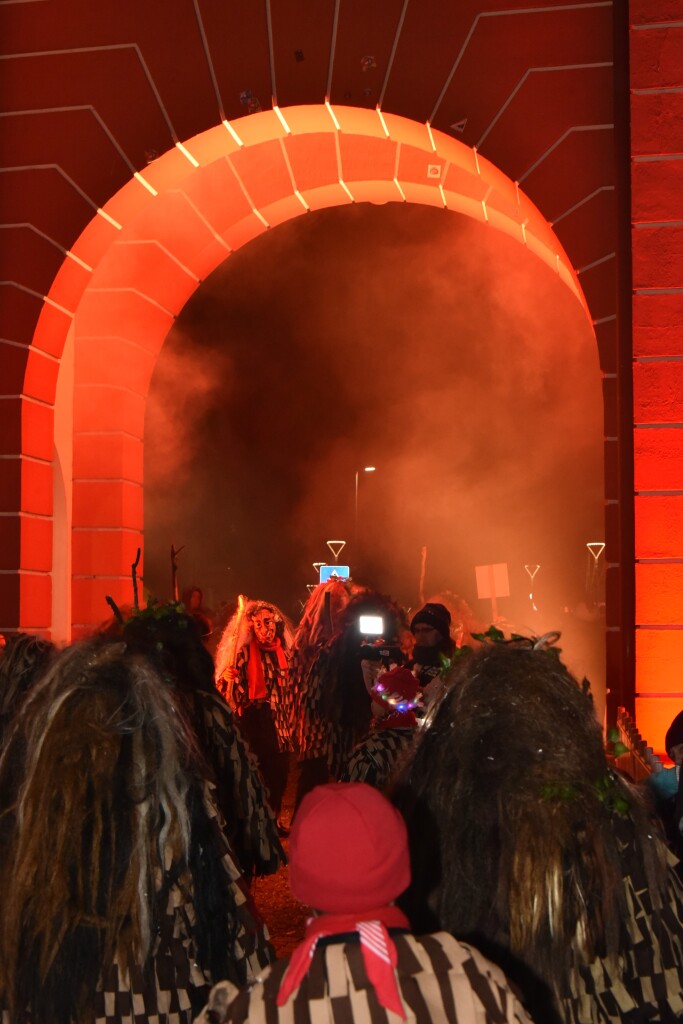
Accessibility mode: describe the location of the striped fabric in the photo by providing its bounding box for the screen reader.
[195,932,534,1024]
[199,777,276,979]
[342,728,416,790]
[556,834,683,1023]
[290,644,334,763]
[291,644,370,776]
[194,687,284,877]
[232,646,294,753]
[92,780,274,1024]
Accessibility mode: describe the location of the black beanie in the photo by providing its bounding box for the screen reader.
[410,602,451,642]
[665,710,683,758]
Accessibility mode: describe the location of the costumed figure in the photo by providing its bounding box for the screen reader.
[342,665,422,790]
[291,586,405,806]
[0,639,274,1024]
[647,709,683,868]
[290,578,357,800]
[423,590,483,649]
[121,602,284,879]
[181,585,214,644]
[195,782,533,1024]
[215,599,294,832]
[393,638,683,1024]
[407,601,456,704]
[290,578,356,685]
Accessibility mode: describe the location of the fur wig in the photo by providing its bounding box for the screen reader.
[291,580,356,660]
[0,641,198,1024]
[292,589,407,770]
[0,631,55,745]
[119,604,285,879]
[392,643,668,1012]
[288,580,356,719]
[214,599,294,686]
[120,603,215,696]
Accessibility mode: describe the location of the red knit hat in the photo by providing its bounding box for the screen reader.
[289,783,411,912]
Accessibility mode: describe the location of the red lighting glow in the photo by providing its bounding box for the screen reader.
[31,105,587,641]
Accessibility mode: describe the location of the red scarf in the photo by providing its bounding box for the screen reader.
[276,905,409,1018]
[246,636,288,700]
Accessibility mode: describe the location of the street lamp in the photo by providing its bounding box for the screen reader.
[354,466,376,549]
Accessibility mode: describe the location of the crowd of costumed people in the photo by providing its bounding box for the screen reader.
[1,574,683,1023]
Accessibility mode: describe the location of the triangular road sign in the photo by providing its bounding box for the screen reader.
[587,542,605,561]
[524,564,540,580]
[450,118,467,133]
[326,539,346,561]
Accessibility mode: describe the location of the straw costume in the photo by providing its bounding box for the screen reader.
[393,641,683,1024]
[0,640,274,1024]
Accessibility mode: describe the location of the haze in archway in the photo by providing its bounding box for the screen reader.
[144,203,604,697]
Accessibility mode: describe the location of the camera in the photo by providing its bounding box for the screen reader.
[356,614,404,666]
[360,642,405,667]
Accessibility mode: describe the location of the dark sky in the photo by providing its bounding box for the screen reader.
[143,202,604,644]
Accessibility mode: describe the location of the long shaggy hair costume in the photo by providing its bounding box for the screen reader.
[290,580,355,670]
[121,604,284,879]
[294,589,406,773]
[0,640,269,1024]
[393,642,683,1024]
[0,631,55,745]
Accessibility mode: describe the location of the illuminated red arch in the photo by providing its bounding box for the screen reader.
[34,104,589,635]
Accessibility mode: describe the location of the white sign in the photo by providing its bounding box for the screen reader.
[475,562,510,600]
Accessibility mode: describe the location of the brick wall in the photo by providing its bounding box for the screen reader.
[630,3,683,751]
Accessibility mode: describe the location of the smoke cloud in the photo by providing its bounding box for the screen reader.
[144,202,605,708]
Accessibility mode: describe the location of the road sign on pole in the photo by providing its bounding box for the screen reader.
[326,539,346,561]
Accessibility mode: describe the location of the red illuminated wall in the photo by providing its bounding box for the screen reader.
[630,5,683,750]
[0,296,63,633]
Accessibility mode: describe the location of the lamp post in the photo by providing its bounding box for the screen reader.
[354,466,376,551]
